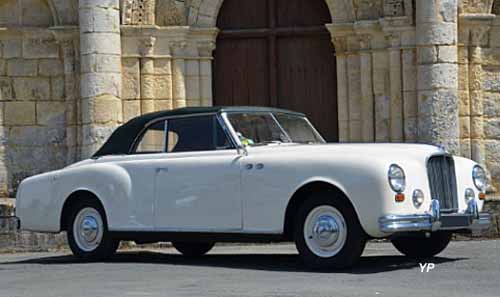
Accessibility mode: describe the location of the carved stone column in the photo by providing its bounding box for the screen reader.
[79,0,123,157]
[358,34,374,142]
[416,0,460,154]
[171,41,187,109]
[330,36,349,141]
[198,41,216,107]
[139,36,157,114]
[386,31,404,141]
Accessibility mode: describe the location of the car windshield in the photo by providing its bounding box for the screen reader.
[226,112,325,146]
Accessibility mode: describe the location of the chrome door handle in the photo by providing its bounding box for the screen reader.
[156,167,169,173]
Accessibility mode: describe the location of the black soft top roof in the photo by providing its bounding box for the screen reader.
[93,106,304,157]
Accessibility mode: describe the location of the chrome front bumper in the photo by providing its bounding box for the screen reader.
[379,199,491,233]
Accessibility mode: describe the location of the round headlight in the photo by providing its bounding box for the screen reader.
[388,164,406,193]
[412,189,425,208]
[465,188,475,203]
[472,165,486,192]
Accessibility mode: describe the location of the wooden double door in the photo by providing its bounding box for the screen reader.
[213,0,338,141]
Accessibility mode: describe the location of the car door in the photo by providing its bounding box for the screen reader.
[153,115,243,231]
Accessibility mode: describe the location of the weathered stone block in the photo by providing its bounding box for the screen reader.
[484,92,500,117]
[458,64,469,91]
[485,119,500,140]
[81,94,122,125]
[79,6,120,34]
[0,77,13,100]
[38,59,64,77]
[154,77,172,100]
[155,99,173,111]
[460,116,471,138]
[37,102,66,126]
[459,90,470,116]
[51,77,65,100]
[417,63,458,90]
[485,140,500,180]
[4,102,36,126]
[7,126,65,146]
[122,100,141,122]
[81,54,121,74]
[22,39,59,59]
[7,59,38,77]
[418,46,438,64]
[122,61,141,100]
[80,72,121,99]
[186,76,200,100]
[154,59,172,75]
[437,45,458,63]
[13,77,51,100]
[80,33,121,56]
[482,70,500,92]
[0,59,6,76]
[416,22,456,46]
[2,39,22,58]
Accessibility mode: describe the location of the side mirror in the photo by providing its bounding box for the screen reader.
[237,145,248,156]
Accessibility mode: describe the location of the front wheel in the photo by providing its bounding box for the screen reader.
[67,200,119,261]
[391,232,452,258]
[172,242,215,257]
[294,193,367,270]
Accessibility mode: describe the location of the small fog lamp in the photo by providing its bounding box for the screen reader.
[412,189,425,208]
[465,188,475,203]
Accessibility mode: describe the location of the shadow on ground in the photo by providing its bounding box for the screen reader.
[0,251,466,274]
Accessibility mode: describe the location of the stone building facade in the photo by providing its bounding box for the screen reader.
[1,0,500,197]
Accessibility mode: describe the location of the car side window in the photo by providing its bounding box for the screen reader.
[134,121,166,153]
[167,115,234,153]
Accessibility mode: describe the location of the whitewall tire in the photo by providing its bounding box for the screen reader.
[294,192,367,269]
[67,200,119,261]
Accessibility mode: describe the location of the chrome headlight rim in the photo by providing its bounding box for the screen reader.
[472,165,486,192]
[412,189,425,208]
[464,188,475,203]
[388,164,406,193]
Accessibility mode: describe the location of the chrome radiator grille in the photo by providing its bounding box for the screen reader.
[427,155,459,213]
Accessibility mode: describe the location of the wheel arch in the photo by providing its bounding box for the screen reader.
[60,189,107,231]
[283,180,362,240]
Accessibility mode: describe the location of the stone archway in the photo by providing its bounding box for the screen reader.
[188,0,356,27]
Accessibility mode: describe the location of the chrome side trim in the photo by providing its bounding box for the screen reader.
[379,199,491,233]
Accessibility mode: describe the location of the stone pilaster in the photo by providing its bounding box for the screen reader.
[197,41,216,107]
[386,31,404,141]
[170,41,187,109]
[416,0,460,154]
[79,0,123,158]
[53,27,80,164]
[330,35,350,142]
[139,36,157,114]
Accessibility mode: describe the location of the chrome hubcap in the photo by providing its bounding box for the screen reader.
[81,216,99,242]
[73,208,103,252]
[312,215,339,247]
[304,205,347,258]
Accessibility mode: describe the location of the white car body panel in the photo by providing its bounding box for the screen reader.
[16,141,485,238]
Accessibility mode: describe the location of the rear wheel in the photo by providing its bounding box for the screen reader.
[391,232,452,258]
[172,242,215,257]
[294,192,366,269]
[67,200,119,261]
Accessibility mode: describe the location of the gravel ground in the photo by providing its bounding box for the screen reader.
[0,240,499,297]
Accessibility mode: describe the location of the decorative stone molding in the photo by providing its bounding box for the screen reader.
[383,0,405,17]
[156,0,186,26]
[197,40,215,57]
[459,0,494,14]
[139,36,157,56]
[121,0,156,25]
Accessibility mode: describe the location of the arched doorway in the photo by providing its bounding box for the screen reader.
[213,0,338,141]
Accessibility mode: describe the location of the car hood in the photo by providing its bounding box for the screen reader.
[252,142,445,162]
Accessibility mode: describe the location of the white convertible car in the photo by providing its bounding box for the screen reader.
[16,107,491,269]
